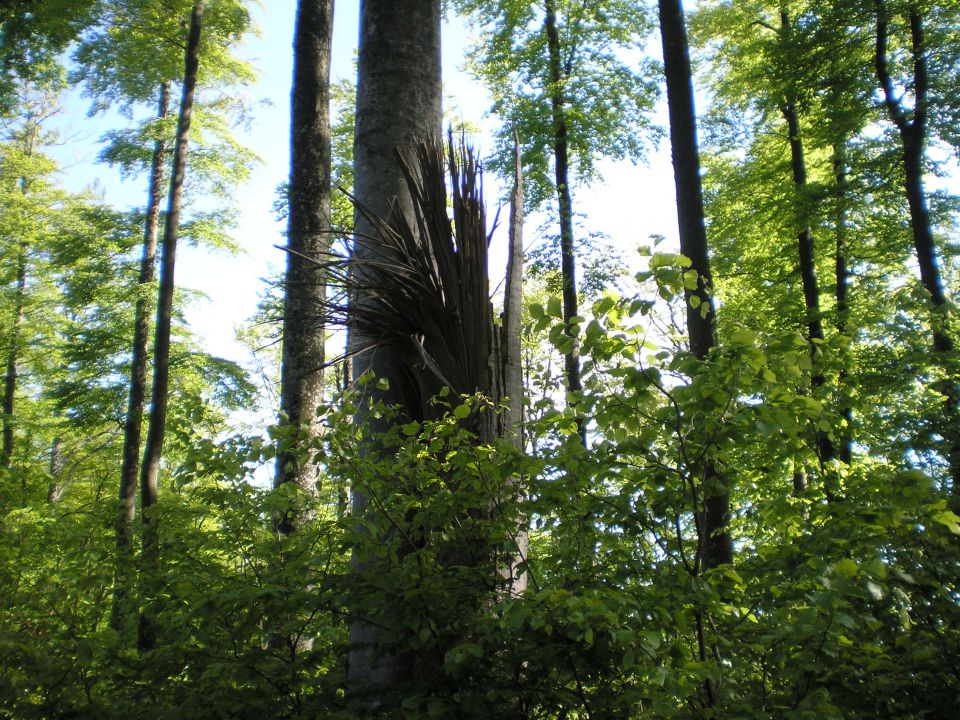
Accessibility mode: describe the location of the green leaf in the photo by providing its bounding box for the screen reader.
[834,558,858,578]
[932,510,960,534]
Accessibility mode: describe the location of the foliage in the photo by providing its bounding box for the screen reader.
[4,266,959,717]
[455,0,660,210]
[0,1,959,719]
[0,1,96,113]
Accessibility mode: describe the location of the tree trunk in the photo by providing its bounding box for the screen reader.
[275,0,334,531]
[111,80,170,633]
[874,0,960,494]
[2,242,26,470]
[658,0,732,572]
[781,99,836,473]
[348,0,442,704]
[544,0,585,446]
[138,0,204,653]
[778,9,836,478]
[501,131,527,596]
[2,117,41,473]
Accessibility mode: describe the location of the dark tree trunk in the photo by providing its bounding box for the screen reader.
[658,0,732,573]
[778,9,836,477]
[138,0,204,653]
[2,242,26,470]
[348,0,442,704]
[275,0,334,530]
[544,0,585,445]
[874,0,960,493]
[111,81,170,633]
[780,98,836,472]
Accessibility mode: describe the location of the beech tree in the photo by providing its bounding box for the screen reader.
[0,1,96,112]
[137,0,205,652]
[72,0,258,641]
[275,0,334,526]
[456,0,657,440]
[658,0,731,575]
[873,0,960,493]
[1,79,64,471]
[0,1,959,717]
[347,0,443,702]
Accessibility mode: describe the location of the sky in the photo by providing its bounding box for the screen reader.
[45,0,683,411]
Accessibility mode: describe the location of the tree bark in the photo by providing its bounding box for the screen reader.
[138,0,204,653]
[275,0,334,531]
[658,0,732,572]
[874,0,960,493]
[544,0,585,446]
[501,131,527,596]
[348,0,442,704]
[111,81,170,633]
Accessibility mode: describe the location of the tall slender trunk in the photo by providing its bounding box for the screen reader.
[778,9,836,479]
[111,81,170,632]
[780,98,836,473]
[138,0,204,653]
[501,132,527,596]
[544,0,585,445]
[833,140,853,466]
[348,0,442,704]
[2,122,38,472]
[275,0,334,531]
[658,0,732,576]
[874,0,960,493]
[2,242,26,470]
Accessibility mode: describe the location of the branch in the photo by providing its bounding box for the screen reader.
[874,0,909,133]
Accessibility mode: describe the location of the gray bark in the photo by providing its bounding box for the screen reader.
[46,436,63,503]
[347,0,442,704]
[833,141,853,467]
[275,0,334,530]
[500,132,527,596]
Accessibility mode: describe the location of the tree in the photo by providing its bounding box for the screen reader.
[456,0,657,442]
[873,0,960,493]
[347,0,442,702]
[544,0,585,440]
[138,0,205,652]
[275,0,334,528]
[72,0,258,641]
[658,0,731,574]
[0,1,96,113]
[112,81,170,630]
[1,77,63,471]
